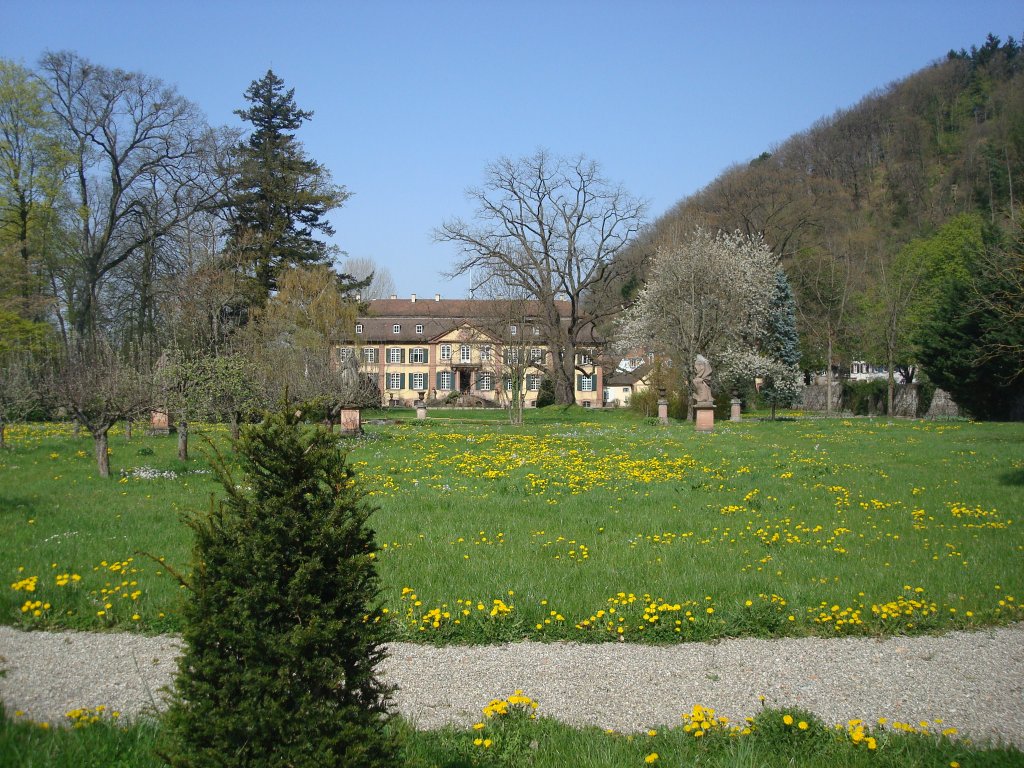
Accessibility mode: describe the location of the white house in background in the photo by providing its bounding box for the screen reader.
[603,358,654,407]
[616,350,654,373]
[848,361,909,384]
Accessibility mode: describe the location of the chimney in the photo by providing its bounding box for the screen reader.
[411,293,416,303]
[434,293,441,301]
[389,294,397,300]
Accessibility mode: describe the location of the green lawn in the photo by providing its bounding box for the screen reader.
[4,699,1021,768]
[3,410,1023,766]
[2,409,1022,642]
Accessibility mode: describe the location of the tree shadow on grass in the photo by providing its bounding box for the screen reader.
[998,468,1024,486]
[0,493,41,519]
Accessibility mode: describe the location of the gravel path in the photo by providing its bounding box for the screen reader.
[2,624,1023,748]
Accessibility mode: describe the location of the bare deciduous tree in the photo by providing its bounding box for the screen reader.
[793,235,863,415]
[342,256,396,301]
[470,286,540,425]
[39,51,226,342]
[437,150,644,405]
[0,354,38,449]
[47,342,153,477]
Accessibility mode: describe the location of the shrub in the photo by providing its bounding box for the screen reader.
[535,377,556,408]
[629,388,689,420]
[915,379,937,417]
[841,380,888,416]
[161,405,397,768]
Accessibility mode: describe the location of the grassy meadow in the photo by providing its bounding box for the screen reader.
[6,696,1023,768]
[2,408,1022,643]
[4,408,1024,766]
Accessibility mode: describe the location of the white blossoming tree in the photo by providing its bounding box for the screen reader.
[617,228,776,417]
[718,268,803,420]
[718,348,803,420]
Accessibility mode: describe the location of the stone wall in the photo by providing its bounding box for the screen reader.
[799,384,842,413]
[923,388,961,420]
[798,383,961,419]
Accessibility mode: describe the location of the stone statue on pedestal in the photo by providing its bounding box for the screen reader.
[338,355,361,407]
[692,354,713,404]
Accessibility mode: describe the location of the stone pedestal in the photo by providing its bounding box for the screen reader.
[695,401,715,433]
[730,398,742,422]
[149,409,170,436]
[415,401,427,420]
[657,398,669,426]
[338,408,362,436]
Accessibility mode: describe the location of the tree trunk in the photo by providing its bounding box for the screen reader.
[508,394,524,426]
[554,354,575,406]
[886,352,896,418]
[826,334,834,417]
[178,419,188,461]
[230,413,241,443]
[94,430,110,478]
[0,414,6,449]
[124,420,132,441]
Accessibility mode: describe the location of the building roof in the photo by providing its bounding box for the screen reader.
[365,296,570,318]
[606,361,653,386]
[354,296,602,344]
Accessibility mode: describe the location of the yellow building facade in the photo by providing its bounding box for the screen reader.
[337,296,603,408]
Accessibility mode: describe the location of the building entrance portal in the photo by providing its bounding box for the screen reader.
[458,369,472,394]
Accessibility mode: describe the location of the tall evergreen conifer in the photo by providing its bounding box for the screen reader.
[759,269,802,417]
[162,406,397,768]
[763,269,801,368]
[229,70,350,298]
[916,243,1024,420]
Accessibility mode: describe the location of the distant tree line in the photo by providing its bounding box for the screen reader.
[0,55,393,470]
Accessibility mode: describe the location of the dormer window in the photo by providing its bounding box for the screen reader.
[510,324,517,336]
[393,324,401,334]
[355,323,363,334]
[415,324,424,334]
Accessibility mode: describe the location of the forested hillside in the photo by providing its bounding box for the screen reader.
[623,34,1024,418]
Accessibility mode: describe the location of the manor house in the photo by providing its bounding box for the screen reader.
[336,294,604,408]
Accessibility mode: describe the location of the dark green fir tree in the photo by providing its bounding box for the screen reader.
[161,405,398,768]
[759,268,802,418]
[916,237,1024,420]
[229,70,350,298]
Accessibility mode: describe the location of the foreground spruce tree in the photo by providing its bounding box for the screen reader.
[161,406,397,768]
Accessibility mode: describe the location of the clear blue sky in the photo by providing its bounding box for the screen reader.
[5,1,1021,299]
